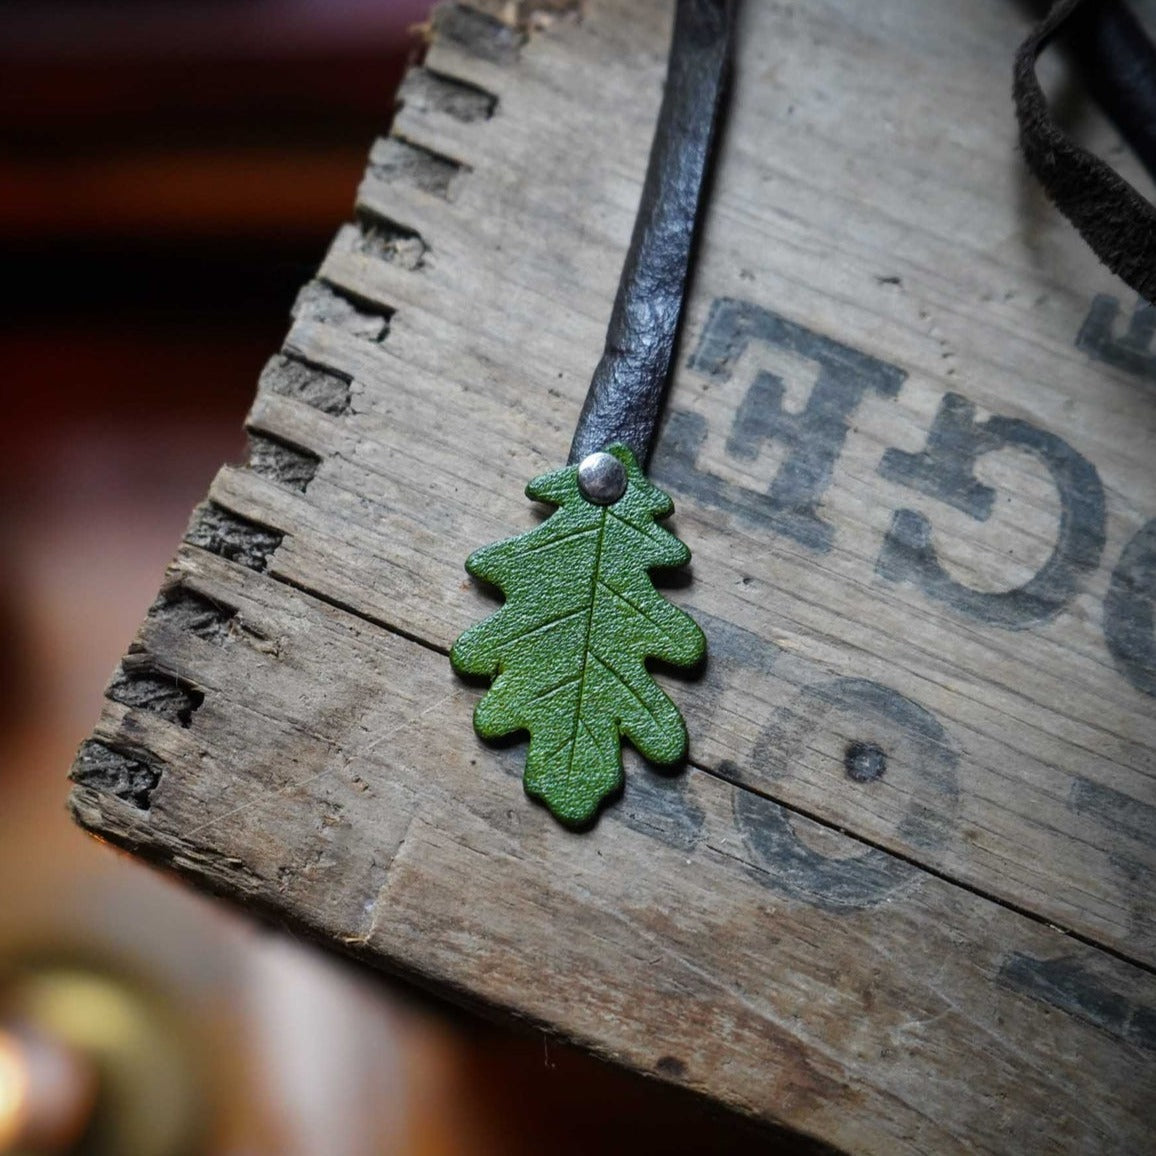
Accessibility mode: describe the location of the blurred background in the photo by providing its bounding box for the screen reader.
[0,1,785,1152]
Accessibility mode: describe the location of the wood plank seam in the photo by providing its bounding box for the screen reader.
[101,438,1156,968]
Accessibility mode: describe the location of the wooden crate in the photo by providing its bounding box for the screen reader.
[70,1,1156,1151]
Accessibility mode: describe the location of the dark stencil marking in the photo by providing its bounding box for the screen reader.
[107,664,204,728]
[877,392,1106,628]
[147,585,235,643]
[748,677,959,878]
[733,787,917,911]
[292,280,391,343]
[757,679,957,800]
[260,354,352,417]
[655,409,784,532]
[434,4,524,65]
[691,607,782,676]
[621,764,705,853]
[998,952,1156,1053]
[246,434,320,494]
[1104,518,1156,697]
[1069,777,1156,849]
[693,619,954,906]
[368,137,463,199]
[655,1055,687,1077]
[654,298,906,553]
[185,504,283,572]
[399,67,497,122]
[879,393,998,520]
[354,210,429,271]
[844,740,886,783]
[71,739,161,810]
[492,745,524,781]
[1077,294,1156,381]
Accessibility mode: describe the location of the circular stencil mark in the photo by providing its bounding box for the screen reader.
[736,678,960,910]
[734,788,918,911]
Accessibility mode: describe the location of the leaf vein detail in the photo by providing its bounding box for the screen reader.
[503,605,585,648]
[578,716,612,767]
[596,578,678,647]
[532,673,581,704]
[590,651,659,726]
[525,523,599,554]
[566,507,608,793]
[608,506,665,545]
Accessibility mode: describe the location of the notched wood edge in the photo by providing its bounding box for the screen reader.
[365,136,467,201]
[62,8,486,843]
[399,66,498,124]
[429,4,525,64]
[183,503,285,574]
[258,352,354,417]
[451,0,584,37]
[70,739,164,813]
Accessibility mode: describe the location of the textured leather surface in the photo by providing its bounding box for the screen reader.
[1015,0,1156,301]
[568,0,735,465]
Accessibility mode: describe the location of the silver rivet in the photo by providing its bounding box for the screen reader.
[577,451,627,505]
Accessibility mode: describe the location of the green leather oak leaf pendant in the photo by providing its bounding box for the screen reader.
[451,0,731,825]
[451,445,706,826]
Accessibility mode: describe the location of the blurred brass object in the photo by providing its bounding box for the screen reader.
[1,964,204,1156]
[0,1030,31,1150]
[0,1025,97,1153]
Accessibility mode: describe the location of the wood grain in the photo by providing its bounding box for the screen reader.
[71,0,1156,1151]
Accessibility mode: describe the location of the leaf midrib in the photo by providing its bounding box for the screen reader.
[567,505,608,792]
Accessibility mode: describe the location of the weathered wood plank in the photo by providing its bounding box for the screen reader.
[242,0,1156,963]
[72,545,1156,1155]
[69,0,1156,1149]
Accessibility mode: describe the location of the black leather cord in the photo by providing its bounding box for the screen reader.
[1015,0,1156,301]
[568,0,736,466]
[1057,0,1156,181]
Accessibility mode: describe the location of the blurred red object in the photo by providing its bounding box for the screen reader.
[0,0,435,475]
[2,1,432,243]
